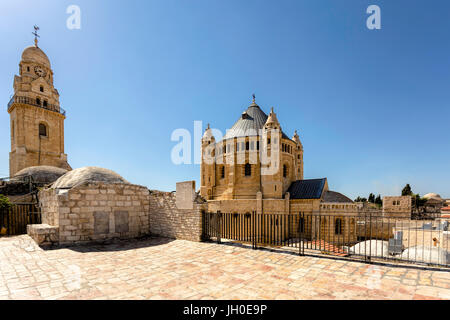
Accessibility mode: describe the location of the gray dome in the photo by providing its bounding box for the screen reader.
[13,166,68,184]
[222,102,290,140]
[322,191,354,203]
[52,167,129,189]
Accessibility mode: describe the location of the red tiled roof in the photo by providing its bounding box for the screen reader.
[442,206,450,212]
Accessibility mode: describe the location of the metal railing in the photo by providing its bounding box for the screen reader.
[202,212,450,268]
[7,95,66,116]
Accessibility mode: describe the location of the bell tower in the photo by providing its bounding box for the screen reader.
[8,28,71,176]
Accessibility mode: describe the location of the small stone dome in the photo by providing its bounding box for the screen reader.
[202,124,214,141]
[21,46,51,68]
[52,167,129,189]
[423,193,442,200]
[13,166,68,184]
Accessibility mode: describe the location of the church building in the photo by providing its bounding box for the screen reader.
[200,96,358,224]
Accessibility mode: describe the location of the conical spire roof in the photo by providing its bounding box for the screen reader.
[264,107,280,127]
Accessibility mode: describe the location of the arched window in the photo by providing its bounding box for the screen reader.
[220,166,225,179]
[283,164,288,178]
[244,163,251,176]
[335,218,343,235]
[36,98,41,106]
[39,123,47,137]
[40,86,44,92]
[43,100,48,107]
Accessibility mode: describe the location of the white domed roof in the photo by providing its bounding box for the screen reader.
[423,193,442,200]
[52,167,129,189]
[21,46,51,68]
[13,166,68,184]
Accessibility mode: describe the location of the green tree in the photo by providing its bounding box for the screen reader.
[402,184,413,196]
[375,195,382,206]
[0,195,12,210]
[368,193,375,203]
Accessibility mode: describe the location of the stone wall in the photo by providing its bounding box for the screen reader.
[9,105,70,176]
[37,182,150,245]
[383,196,412,218]
[148,182,206,242]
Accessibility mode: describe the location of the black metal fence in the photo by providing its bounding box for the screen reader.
[0,204,41,236]
[202,212,450,268]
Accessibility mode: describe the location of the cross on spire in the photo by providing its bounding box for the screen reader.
[252,93,256,103]
[32,25,40,47]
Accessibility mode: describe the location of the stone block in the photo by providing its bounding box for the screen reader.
[94,212,110,234]
[115,211,129,233]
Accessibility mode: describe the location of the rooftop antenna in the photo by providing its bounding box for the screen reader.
[32,25,40,47]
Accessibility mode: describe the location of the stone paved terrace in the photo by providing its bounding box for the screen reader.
[0,235,449,300]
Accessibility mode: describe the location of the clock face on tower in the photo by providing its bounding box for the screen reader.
[34,66,47,77]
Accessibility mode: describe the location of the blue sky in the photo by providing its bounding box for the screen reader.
[1,0,449,199]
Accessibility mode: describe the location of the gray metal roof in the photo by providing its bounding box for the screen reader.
[223,103,290,140]
[322,191,354,203]
[287,178,327,199]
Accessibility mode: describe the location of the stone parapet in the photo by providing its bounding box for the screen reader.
[27,224,59,246]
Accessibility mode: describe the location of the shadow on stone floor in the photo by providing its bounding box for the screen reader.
[41,236,175,253]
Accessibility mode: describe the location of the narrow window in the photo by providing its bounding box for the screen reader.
[244,163,251,176]
[256,141,260,150]
[27,66,30,72]
[43,100,48,107]
[221,166,225,179]
[36,98,41,105]
[267,138,271,145]
[40,86,44,92]
[246,141,249,151]
[335,218,343,235]
[236,143,239,152]
[39,123,47,137]
[283,164,288,178]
